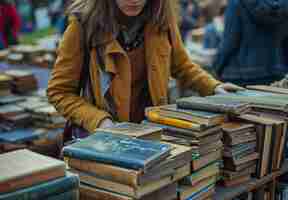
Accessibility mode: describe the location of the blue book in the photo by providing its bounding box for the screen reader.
[46,190,78,200]
[0,172,79,200]
[0,129,46,143]
[63,132,171,171]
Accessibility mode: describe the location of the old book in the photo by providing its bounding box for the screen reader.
[79,182,177,200]
[71,164,189,199]
[222,174,251,187]
[198,140,223,156]
[63,132,171,171]
[96,122,162,140]
[223,142,257,158]
[223,160,257,172]
[44,189,78,200]
[177,96,250,115]
[145,108,206,132]
[142,120,221,138]
[147,104,226,126]
[0,172,79,200]
[222,122,255,134]
[246,85,288,95]
[237,114,275,177]
[223,131,257,146]
[66,142,192,187]
[0,95,26,105]
[178,176,216,200]
[223,152,259,167]
[181,162,220,186]
[191,149,222,171]
[0,149,66,193]
[222,164,256,180]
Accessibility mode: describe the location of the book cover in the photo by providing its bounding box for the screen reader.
[0,149,66,193]
[63,132,171,171]
[177,96,250,115]
[0,172,79,200]
[45,190,78,200]
[96,122,162,140]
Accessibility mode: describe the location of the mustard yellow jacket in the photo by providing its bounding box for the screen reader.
[47,16,221,133]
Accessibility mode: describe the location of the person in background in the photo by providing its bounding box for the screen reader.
[0,0,21,49]
[203,3,226,50]
[48,0,242,137]
[180,0,199,41]
[214,0,288,86]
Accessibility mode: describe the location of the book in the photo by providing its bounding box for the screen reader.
[0,172,79,200]
[66,142,192,187]
[182,162,220,186]
[178,176,216,200]
[184,185,215,200]
[79,182,177,200]
[222,122,255,134]
[63,132,172,171]
[177,96,250,115]
[145,108,206,131]
[71,164,189,198]
[246,85,288,95]
[223,131,257,146]
[0,95,26,105]
[0,128,47,143]
[222,164,256,180]
[96,122,163,140]
[146,105,226,126]
[142,120,221,138]
[222,174,251,187]
[0,149,66,193]
[223,160,257,172]
[191,149,222,171]
[223,152,259,167]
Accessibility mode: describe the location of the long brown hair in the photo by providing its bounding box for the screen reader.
[67,0,179,45]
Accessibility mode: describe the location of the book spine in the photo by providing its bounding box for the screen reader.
[145,110,202,131]
[68,158,139,187]
[0,173,79,200]
[0,167,65,193]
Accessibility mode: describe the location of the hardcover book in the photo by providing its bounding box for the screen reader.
[63,132,171,171]
[177,96,250,115]
[96,122,162,140]
[0,172,79,200]
[0,149,66,193]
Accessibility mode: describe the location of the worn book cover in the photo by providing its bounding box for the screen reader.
[0,149,66,193]
[247,85,288,95]
[0,172,79,200]
[0,128,47,143]
[96,122,162,140]
[63,132,171,171]
[177,96,250,115]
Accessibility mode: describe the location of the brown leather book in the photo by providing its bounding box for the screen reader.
[0,149,65,193]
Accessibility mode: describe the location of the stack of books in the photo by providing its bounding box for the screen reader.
[17,99,66,129]
[0,149,79,200]
[8,45,43,64]
[0,104,31,131]
[4,69,38,94]
[221,122,259,186]
[64,131,192,200]
[144,104,224,199]
[0,73,12,96]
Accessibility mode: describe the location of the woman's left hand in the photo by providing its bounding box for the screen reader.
[214,83,245,95]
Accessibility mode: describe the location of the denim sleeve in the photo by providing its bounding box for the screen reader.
[213,0,242,76]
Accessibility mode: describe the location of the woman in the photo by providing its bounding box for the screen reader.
[48,0,241,134]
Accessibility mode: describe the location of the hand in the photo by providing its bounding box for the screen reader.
[214,83,245,95]
[98,118,115,129]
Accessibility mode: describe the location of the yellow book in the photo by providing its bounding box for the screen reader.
[145,109,205,131]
